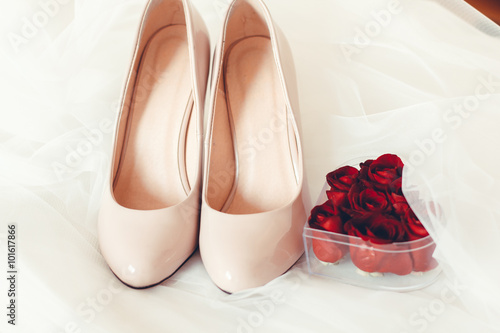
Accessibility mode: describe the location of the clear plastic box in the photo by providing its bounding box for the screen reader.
[303,183,441,292]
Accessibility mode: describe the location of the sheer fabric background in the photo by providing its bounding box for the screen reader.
[1,0,499,332]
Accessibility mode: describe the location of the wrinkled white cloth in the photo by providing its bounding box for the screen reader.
[1,0,500,332]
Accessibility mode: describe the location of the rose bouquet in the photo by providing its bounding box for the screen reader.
[307,154,438,276]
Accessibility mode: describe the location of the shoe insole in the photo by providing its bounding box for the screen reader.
[114,25,195,210]
[223,36,297,214]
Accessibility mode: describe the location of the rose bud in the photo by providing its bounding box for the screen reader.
[308,201,343,233]
[308,201,348,263]
[326,166,359,192]
[347,183,391,216]
[367,154,404,190]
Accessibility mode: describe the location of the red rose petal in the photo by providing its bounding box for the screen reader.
[326,166,359,192]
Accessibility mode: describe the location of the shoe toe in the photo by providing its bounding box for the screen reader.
[203,248,290,293]
[98,189,199,288]
[200,204,305,293]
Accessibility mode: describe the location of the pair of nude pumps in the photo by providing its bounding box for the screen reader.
[98,0,306,293]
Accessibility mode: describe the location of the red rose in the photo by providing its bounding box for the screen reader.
[312,230,349,264]
[366,154,403,190]
[308,201,343,233]
[344,214,406,244]
[308,201,348,263]
[326,166,359,192]
[347,183,391,216]
[349,239,413,275]
[325,166,358,208]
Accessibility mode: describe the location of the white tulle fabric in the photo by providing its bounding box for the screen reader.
[1,0,500,332]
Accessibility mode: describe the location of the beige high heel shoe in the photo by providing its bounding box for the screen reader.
[200,0,306,293]
[98,0,209,289]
